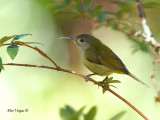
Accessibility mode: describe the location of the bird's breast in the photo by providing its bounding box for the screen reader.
[81,51,112,76]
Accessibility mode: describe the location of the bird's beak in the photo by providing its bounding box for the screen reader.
[59,36,76,41]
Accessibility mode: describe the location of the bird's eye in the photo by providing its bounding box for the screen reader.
[80,39,84,42]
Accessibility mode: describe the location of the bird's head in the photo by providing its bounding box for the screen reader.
[60,34,101,50]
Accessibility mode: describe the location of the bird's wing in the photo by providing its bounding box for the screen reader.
[85,48,129,74]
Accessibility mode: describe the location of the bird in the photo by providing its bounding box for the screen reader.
[60,34,148,87]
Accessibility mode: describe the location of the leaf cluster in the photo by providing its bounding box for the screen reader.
[60,105,96,120]
[0,33,42,72]
[98,77,121,93]
[59,105,126,120]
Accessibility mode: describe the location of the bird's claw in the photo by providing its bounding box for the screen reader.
[85,74,95,82]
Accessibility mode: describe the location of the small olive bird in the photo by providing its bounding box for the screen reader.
[60,34,148,87]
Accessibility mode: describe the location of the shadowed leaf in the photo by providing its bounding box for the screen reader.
[60,105,75,120]
[110,111,126,120]
[7,45,19,60]
[84,106,97,120]
[71,106,85,120]
[98,12,106,23]
[0,57,4,72]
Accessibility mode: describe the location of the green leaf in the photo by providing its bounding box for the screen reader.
[91,6,103,17]
[110,80,121,83]
[131,40,149,53]
[98,12,106,23]
[13,33,32,41]
[84,106,97,120]
[23,42,44,45]
[0,57,4,72]
[13,41,44,45]
[64,0,71,5]
[0,35,15,44]
[71,106,85,120]
[60,105,75,120]
[7,45,19,60]
[110,85,117,89]
[103,88,107,94]
[110,111,126,120]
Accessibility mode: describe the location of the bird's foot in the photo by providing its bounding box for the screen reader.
[99,76,121,89]
[85,74,96,82]
[99,76,109,87]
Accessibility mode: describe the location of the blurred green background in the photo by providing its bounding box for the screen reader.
[0,0,160,120]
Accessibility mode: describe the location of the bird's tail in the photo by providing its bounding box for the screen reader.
[128,73,149,87]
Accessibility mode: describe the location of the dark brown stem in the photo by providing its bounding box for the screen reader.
[3,63,149,120]
[136,0,145,18]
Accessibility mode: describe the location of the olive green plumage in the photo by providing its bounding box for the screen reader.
[60,34,148,87]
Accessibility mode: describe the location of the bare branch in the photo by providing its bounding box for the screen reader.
[151,74,160,102]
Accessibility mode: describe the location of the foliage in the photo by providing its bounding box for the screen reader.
[46,0,160,54]
[0,33,42,70]
[59,105,125,120]
[60,105,96,120]
[98,77,121,93]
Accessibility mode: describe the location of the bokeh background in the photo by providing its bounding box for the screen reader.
[0,0,160,120]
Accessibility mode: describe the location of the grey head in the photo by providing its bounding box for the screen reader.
[60,34,101,51]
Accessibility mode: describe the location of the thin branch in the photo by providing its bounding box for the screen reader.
[136,0,160,53]
[80,0,85,20]
[2,43,59,68]
[3,63,149,120]
[151,74,160,102]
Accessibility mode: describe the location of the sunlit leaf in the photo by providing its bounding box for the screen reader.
[110,111,126,120]
[84,106,97,120]
[13,33,32,41]
[0,57,4,72]
[7,45,19,60]
[110,85,117,88]
[0,35,15,44]
[110,80,121,83]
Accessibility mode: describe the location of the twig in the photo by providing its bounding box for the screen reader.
[151,74,160,102]
[136,0,160,53]
[80,0,85,20]
[2,43,59,68]
[3,63,149,120]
